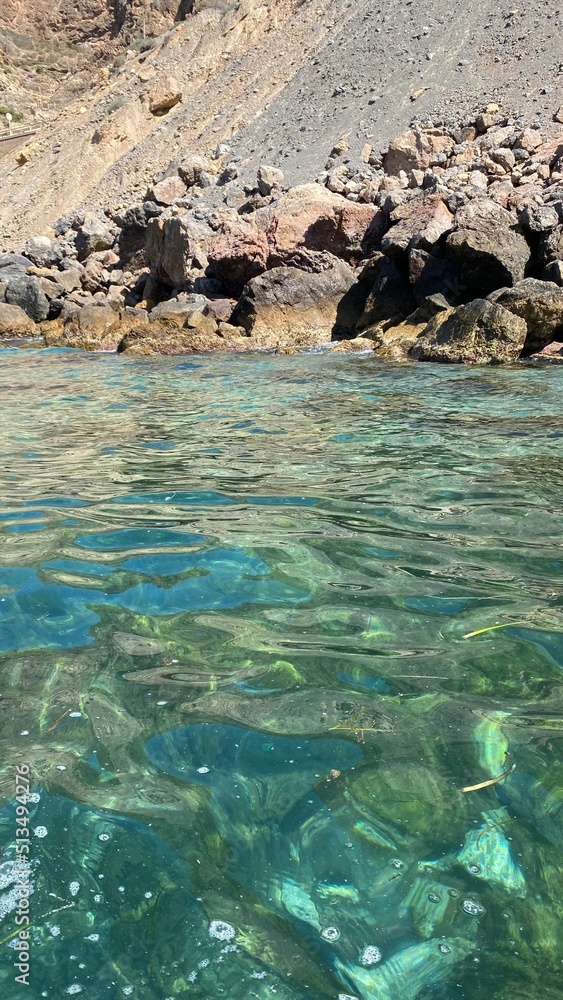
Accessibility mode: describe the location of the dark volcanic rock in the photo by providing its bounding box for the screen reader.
[4,274,50,322]
[357,254,416,331]
[446,199,530,298]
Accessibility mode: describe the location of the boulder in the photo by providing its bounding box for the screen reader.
[366,295,450,361]
[118,204,160,270]
[146,213,213,290]
[231,256,364,345]
[408,248,459,303]
[0,253,32,272]
[149,295,210,325]
[356,254,416,332]
[24,236,62,268]
[0,302,35,337]
[260,184,386,264]
[207,225,270,297]
[4,274,50,322]
[410,299,527,364]
[118,326,249,355]
[446,198,530,297]
[178,155,213,188]
[257,164,284,196]
[517,203,559,234]
[75,217,116,261]
[149,77,182,114]
[494,278,563,355]
[384,129,454,176]
[381,195,453,259]
[536,226,563,269]
[148,176,187,206]
[47,302,124,350]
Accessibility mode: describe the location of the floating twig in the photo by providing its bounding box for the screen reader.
[48,709,70,732]
[460,763,516,793]
[462,623,527,639]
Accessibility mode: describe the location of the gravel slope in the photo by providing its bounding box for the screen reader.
[0,0,562,244]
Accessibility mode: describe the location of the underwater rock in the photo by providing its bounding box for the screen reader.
[334,937,473,1000]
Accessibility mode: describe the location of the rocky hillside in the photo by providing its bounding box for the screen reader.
[1,0,563,246]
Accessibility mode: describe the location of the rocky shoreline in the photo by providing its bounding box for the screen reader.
[1,106,563,363]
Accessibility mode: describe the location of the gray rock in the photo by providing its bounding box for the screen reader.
[257,164,284,196]
[24,236,62,268]
[146,213,213,290]
[75,217,116,261]
[4,274,50,322]
[0,254,31,272]
[518,203,560,233]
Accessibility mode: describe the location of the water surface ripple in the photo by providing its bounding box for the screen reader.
[1,348,562,1000]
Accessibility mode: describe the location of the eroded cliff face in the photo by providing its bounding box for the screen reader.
[0,0,189,44]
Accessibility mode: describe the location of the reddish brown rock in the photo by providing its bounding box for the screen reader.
[381,195,453,259]
[383,130,454,176]
[207,225,270,297]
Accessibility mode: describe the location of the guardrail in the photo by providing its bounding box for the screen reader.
[0,125,38,142]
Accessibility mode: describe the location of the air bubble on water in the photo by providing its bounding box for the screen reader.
[28,793,40,804]
[187,971,197,983]
[34,826,48,838]
[439,944,451,954]
[118,886,125,893]
[66,986,82,995]
[469,864,481,875]
[428,893,441,904]
[144,891,153,899]
[69,712,82,719]
[69,882,80,897]
[321,926,340,941]
[93,894,102,903]
[360,946,382,966]
[209,920,236,941]
[338,994,360,1000]
[391,859,404,870]
[85,934,99,942]
[98,834,110,842]
[122,989,134,996]
[197,766,210,774]
[462,899,485,916]
[50,926,61,936]
[198,959,210,969]
[448,889,459,898]
[251,972,267,980]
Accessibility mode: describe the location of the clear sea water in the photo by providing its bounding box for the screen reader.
[0,347,562,1000]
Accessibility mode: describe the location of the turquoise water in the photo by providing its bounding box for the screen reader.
[0,347,562,1000]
